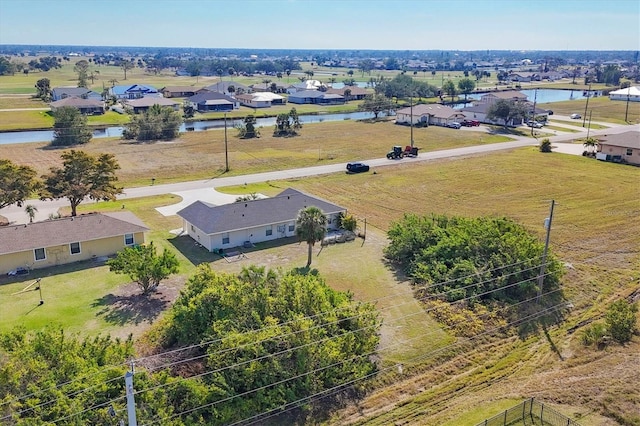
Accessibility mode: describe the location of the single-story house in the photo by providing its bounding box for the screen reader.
[252,82,288,93]
[52,87,102,101]
[109,84,160,100]
[187,92,239,112]
[395,104,465,127]
[50,96,105,115]
[596,131,640,165]
[202,81,250,96]
[509,73,540,82]
[160,86,202,98]
[286,80,326,94]
[459,102,535,126]
[0,212,149,275]
[325,86,370,100]
[479,90,528,104]
[288,90,345,105]
[609,86,640,102]
[123,96,181,114]
[176,188,346,252]
[235,92,286,108]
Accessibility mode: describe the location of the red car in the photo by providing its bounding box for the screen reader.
[462,119,480,127]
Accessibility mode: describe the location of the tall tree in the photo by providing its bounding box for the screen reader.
[74,59,90,88]
[487,99,526,128]
[358,93,394,119]
[51,106,93,146]
[273,107,302,137]
[107,242,179,294]
[0,159,40,209]
[442,79,457,102]
[34,78,52,101]
[457,78,476,101]
[120,60,134,80]
[122,104,183,141]
[296,206,327,268]
[40,150,122,216]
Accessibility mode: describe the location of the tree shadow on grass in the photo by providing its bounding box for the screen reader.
[91,291,170,326]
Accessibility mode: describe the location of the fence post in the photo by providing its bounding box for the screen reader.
[522,400,526,421]
[504,410,508,426]
[529,397,534,416]
[540,403,544,423]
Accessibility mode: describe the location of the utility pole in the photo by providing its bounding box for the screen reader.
[625,89,631,122]
[586,110,593,139]
[531,88,538,137]
[537,200,555,303]
[224,112,229,172]
[124,362,137,426]
[410,92,414,148]
[582,83,591,128]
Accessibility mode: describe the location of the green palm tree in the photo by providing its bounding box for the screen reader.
[25,204,37,223]
[296,206,327,268]
[583,137,598,153]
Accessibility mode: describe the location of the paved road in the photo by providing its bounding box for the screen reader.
[2,122,637,224]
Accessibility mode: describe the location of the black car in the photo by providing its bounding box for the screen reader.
[346,162,370,173]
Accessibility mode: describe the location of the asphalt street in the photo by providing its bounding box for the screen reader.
[2,121,637,224]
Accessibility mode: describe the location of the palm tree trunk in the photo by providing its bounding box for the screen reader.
[307,243,313,267]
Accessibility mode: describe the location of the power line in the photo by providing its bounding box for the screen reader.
[3,259,552,422]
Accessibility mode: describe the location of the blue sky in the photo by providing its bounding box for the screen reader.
[0,0,638,50]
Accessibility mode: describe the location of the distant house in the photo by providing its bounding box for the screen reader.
[325,86,370,100]
[596,131,640,165]
[235,92,286,108]
[50,96,105,115]
[123,97,181,114]
[202,81,250,96]
[187,91,238,112]
[479,91,528,104]
[459,101,543,126]
[509,72,539,83]
[0,212,148,275]
[176,188,346,252]
[288,90,344,105]
[286,80,326,94]
[160,86,201,98]
[395,104,465,127]
[609,86,640,102]
[52,87,102,101]
[109,84,160,100]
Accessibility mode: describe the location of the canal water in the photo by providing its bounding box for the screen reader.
[0,111,378,145]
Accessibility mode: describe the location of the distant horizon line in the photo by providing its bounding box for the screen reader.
[0,44,637,53]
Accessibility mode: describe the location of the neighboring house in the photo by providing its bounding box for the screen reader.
[288,90,344,105]
[187,92,239,112]
[596,131,640,165]
[0,212,149,275]
[325,86,370,100]
[459,101,540,126]
[479,91,528,104]
[286,80,326,94]
[202,81,250,96]
[509,72,539,82]
[395,104,466,127]
[109,84,160,99]
[52,87,102,101]
[50,96,105,115]
[609,86,640,102]
[123,97,181,114]
[251,82,288,93]
[176,188,346,252]
[235,92,286,108]
[160,86,201,98]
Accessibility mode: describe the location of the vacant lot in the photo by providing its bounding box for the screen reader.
[0,119,512,187]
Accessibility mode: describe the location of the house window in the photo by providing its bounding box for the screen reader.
[626,148,633,156]
[124,233,134,246]
[34,248,46,261]
[266,226,273,236]
[222,233,230,244]
[70,242,81,255]
[289,224,295,232]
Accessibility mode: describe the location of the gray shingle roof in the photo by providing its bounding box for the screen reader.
[0,212,149,255]
[177,188,346,235]
[50,97,103,108]
[599,131,640,149]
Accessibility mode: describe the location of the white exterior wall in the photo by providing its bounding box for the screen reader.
[609,94,640,102]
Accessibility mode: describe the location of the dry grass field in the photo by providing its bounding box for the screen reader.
[0,120,512,187]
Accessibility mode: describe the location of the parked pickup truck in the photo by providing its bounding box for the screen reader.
[461,119,480,127]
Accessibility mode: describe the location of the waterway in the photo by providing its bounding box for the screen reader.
[0,111,378,145]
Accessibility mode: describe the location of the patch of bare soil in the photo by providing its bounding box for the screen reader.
[95,276,185,340]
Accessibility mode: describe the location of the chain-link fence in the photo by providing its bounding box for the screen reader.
[475,398,581,426]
